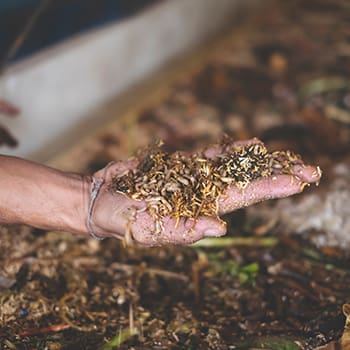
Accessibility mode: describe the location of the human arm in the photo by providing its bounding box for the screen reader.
[0,138,322,245]
[90,139,322,245]
[0,155,89,234]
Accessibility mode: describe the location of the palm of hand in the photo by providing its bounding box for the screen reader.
[90,139,321,246]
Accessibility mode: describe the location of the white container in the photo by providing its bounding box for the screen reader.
[0,0,259,162]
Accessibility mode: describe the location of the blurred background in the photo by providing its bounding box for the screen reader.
[0,0,160,61]
[0,0,255,161]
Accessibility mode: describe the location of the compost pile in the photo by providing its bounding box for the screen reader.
[1,0,350,349]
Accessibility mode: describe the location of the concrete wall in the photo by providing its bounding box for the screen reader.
[0,0,259,161]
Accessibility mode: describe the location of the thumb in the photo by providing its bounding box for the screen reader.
[193,216,227,239]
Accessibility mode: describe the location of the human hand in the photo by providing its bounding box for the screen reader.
[87,139,321,246]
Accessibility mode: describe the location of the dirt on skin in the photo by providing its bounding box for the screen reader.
[1,0,350,349]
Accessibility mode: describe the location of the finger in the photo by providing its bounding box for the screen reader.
[131,212,226,246]
[219,164,322,214]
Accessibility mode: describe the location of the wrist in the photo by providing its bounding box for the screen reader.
[30,170,91,236]
[0,155,92,235]
[65,173,91,236]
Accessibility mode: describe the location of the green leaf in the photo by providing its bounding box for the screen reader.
[101,327,138,350]
[211,260,259,286]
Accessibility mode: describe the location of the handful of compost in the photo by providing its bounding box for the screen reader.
[109,137,321,239]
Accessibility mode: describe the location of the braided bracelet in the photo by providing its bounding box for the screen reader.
[86,176,106,241]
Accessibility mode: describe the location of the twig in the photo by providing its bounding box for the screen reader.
[0,0,51,71]
[110,262,189,282]
[58,293,98,332]
[19,323,70,336]
[192,236,278,248]
[325,104,350,125]
[299,77,349,100]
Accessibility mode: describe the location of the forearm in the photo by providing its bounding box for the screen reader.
[0,155,90,235]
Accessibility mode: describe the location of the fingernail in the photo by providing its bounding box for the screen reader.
[204,229,221,237]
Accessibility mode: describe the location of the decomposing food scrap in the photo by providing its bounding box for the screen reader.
[109,138,314,234]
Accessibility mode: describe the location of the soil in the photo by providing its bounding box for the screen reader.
[1,0,350,349]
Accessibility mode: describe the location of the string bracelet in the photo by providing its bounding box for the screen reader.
[86,176,106,240]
